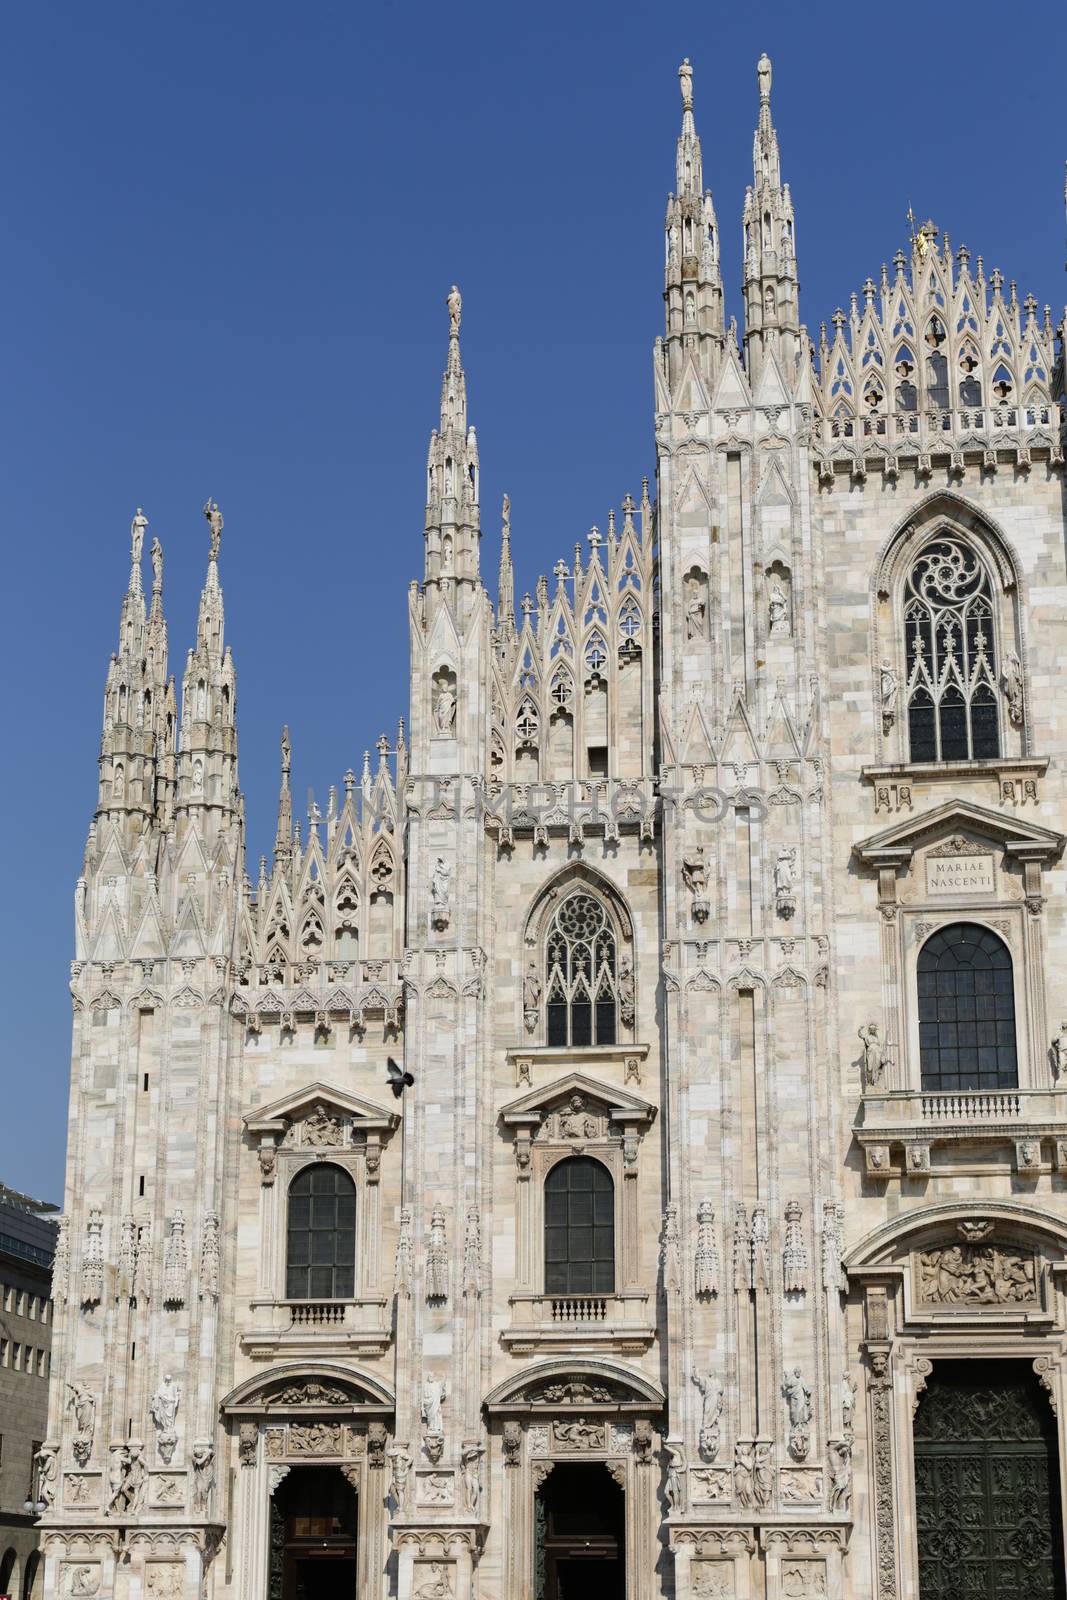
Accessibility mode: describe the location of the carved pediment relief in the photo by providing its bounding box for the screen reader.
[915,1239,1039,1307]
[483,1358,664,1416]
[244,1082,398,1141]
[853,799,1064,873]
[499,1072,655,1132]
[221,1361,395,1418]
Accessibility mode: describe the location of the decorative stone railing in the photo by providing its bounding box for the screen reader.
[815,400,1063,479]
[853,1087,1067,1179]
[502,1291,654,1355]
[240,1297,392,1358]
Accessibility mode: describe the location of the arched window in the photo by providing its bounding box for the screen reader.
[917,924,1017,1092]
[904,538,1000,762]
[286,1164,355,1300]
[545,891,618,1047]
[545,1156,615,1295]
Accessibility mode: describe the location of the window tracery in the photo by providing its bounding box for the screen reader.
[904,538,1001,762]
[544,892,619,1048]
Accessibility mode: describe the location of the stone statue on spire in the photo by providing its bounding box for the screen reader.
[203,499,224,559]
[150,537,163,591]
[281,725,291,777]
[502,493,510,537]
[757,52,772,101]
[131,507,148,566]
[447,285,462,334]
[678,58,693,112]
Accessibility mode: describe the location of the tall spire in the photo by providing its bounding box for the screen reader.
[660,57,723,394]
[742,53,800,385]
[497,493,515,633]
[275,725,293,866]
[177,500,239,829]
[96,509,172,838]
[424,286,482,616]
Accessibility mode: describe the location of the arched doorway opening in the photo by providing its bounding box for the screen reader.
[0,1548,19,1600]
[20,1551,41,1600]
[269,1466,357,1600]
[534,1462,624,1600]
[914,1359,1066,1598]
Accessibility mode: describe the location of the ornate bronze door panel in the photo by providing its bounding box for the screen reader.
[914,1361,1065,1599]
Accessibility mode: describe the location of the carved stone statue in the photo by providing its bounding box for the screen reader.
[430,857,451,927]
[682,847,708,910]
[460,1443,484,1516]
[783,1367,812,1461]
[859,1022,888,1090]
[447,284,462,334]
[66,1382,96,1466]
[692,1370,724,1461]
[434,684,456,734]
[841,1372,856,1435]
[151,536,163,592]
[1052,1021,1067,1083]
[150,1374,181,1463]
[752,1440,773,1507]
[203,498,224,559]
[34,1444,57,1509]
[388,1446,413,1512]
[678,58,693,111]
[422,1372,447,1436]
[827,1437,852,1512]
[664,1440,686,1513]
[750,1204,771,1289]
[757,51,772,102]
[768,577,789,635]
[733,1440,754,1507]
[1002,649,1024,725]
[685,572,707,639]
[130,507,148,566]
[694,1199,719,1297]
[879,659,898,730]
[774,847,797,917]
[191,1442,215,1512]
[618,951,635,1027]
[522,961,541,1032]
[426,1206,449,1302]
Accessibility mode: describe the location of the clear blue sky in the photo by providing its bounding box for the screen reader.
[2,1,1064,1199]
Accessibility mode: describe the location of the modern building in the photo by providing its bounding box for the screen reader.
[41,51,1067,1600]
[0,1185,58,1600]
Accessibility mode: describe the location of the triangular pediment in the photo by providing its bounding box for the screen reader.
[500,1071,655,1125]
[854,798,1064,868]
[244,1081,398,1134]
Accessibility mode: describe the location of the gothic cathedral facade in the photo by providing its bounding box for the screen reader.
[41,53,1067,1600]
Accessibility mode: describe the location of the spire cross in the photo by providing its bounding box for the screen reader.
[553,559,569,585]
[376,733,390,761]
[588,526,603,550]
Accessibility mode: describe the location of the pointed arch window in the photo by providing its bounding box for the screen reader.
[904,538,1000,762]
[286,1163,355,1300]
[917,924,1017,1092]
[545,892,618,1048]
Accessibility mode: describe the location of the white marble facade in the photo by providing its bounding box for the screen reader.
[42,52,1067,1600]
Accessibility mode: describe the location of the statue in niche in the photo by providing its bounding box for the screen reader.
[684,570,707,639]
[388,1446,413,1512]
[522,961,541,1032]
[191,1442,215,1512]
[34,1445,57,1509]
[664,1440,686,1512]
[150,1373,181,1464]
[430,857,450,928]
[783,1367,812,1461]
[827,1437,852,1512]
[859,1022,888,1090]
[732,1440,754,1507]
[752,1441,773,1506]
[460,1443,484,1516]
[774,847,797,918]
[1051,1021,1067,1083]
[66,1382,96,1466]
[767,572,790,636]
[1002,649,1024,726]
[879,659,898,731]
[840,1372,856,1435]
[434,682,456,734]
[618,951,635,1027]
[422,1373,447,1436]
[692,1370,724,1461]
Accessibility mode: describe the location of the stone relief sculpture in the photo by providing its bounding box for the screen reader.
[430,857,451,930]
[162,1210,187,1307]
[426,1207,449,1302]
[300,1104,343,1147]
[414,1563,454,1600]
[462,1207,481,1296]
[917,1243,1037,1304]
[783,1367,812,1460]
[80,1207,104,1308]
[661,1202,682,1292]
[1001,649,1023,725]
[733,1440,754,1507]
[191,1442,215,1512]
[63,1566,101,1598]
[107,1444,146,1516]
[51,1215,69,1304]
[66,1382,96,1466]
[692,1370,724,1461]
[118,1214,137,1301]
[135,1218,152,1302]
[732,1204,750,1290]
[149,1373,181,1464]
[694,1198,719,1297]
[752,1440,773,1506]
[782,1198,808,1293]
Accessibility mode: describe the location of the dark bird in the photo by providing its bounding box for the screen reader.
[387,1057,414,1098]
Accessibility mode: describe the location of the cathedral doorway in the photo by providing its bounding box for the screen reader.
[913,1359,1065,1599]
[534,1462,625,1600]
[269,1466,358,1600]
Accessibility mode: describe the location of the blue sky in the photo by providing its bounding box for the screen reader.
[2,1,1064,1199]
